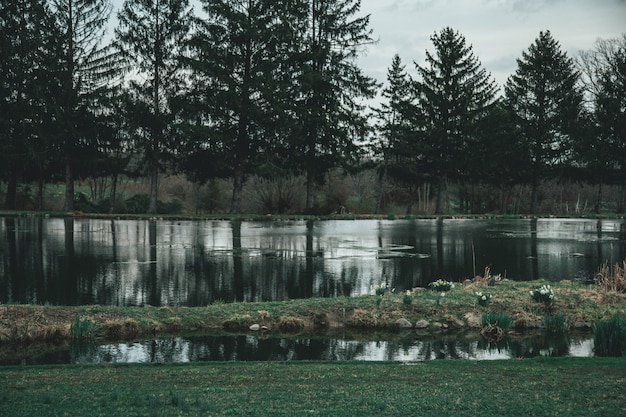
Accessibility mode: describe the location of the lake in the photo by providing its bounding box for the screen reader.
[1,216,624,306]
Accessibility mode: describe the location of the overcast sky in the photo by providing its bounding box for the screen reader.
[356,0,626,96]
[108,0,625,96]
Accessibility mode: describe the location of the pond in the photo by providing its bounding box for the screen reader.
[1,332,594,366]
[1,216,625,306]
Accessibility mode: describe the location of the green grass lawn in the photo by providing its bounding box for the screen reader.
[2,358,625,416]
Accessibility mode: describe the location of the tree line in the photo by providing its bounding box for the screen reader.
[1,0,624,215]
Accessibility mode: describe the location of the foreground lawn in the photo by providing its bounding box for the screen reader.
[1,358,625,416]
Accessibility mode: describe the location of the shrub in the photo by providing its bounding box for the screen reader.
[482,312,513,331]
[278,316,305,333]
[530,284,555,305]
[595,261,626,293]
[475,291,492,307]
[222,314,254,332]
[593,315,626,356]
[429,279,454,292]
[347,308,379,328]
[403,290,413,306]
[480,312,513,341]
[372,283,392,296]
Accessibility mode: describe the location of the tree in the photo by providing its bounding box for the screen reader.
[50,0,116,212]
[183,0,303,214]
[372,54,421,213]
[115,0,193,214]
[414,27,498,214]
[594,38,626,211]
[0,0,60,209]
[289,0,377,212]
[505,30,583,214]
[578,35,626,212]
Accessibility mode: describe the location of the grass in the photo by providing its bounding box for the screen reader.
[2,279,626,344]
[593,315,626,356]
[595,260,626,293]
[1,358,625,416]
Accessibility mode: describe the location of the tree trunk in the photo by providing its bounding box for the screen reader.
[594,183,602,214]
[5,169,17,210]
[109,172,118,214]
[230,165,244,214]
[63,158,74,212]
[306,168,315,213]
[37,176,44,211]
[530,179,538,215]
[148,163,158,214]
[435,179,446,214]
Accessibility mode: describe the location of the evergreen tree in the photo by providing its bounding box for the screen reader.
[183,0,304,214]
[372,54,421,213]
[290,0,377,212]
[115,0,193,214]
[414,27,498,214]
[50,0,116,211]
[0,0,60,209]
[505,30,583,214]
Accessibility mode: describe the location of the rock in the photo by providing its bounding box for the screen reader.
[574,322,592,330]
[464,312,482,328]
[249,324,260,331]
[452,319,465,329]
[415,319,430,329]
[395,318,413,328]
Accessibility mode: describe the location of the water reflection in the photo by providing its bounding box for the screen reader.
[0,333,594,365]
[0,216,624,306]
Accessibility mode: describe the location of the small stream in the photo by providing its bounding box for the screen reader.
[1,332,594,365]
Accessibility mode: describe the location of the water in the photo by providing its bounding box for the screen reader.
[1,332,594,365]
[1,216,624,306]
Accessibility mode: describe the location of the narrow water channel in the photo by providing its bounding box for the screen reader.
[2,332,594,365]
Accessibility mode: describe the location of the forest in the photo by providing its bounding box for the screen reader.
[1,0,625,216]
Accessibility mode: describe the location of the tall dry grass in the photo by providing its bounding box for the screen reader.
[595,260,626,293]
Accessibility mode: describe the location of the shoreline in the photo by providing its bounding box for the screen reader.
[2,280,624,344]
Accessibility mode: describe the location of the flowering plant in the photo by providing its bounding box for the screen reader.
[372,283,390,296]
[403,290,413,306]
[429,279,454,292]
[475,291,492,307]
[530,284,555,304]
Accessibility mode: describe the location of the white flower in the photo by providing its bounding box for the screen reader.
[481,295,487,301]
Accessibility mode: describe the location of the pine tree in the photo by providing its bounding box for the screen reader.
[415,27,498,214]
[290,0,377,212]
[183,0,304,214]
[115,0,193,214]
[372,54,419,213]
[505,30,583,214]
[0,0,59,209]
[50,0,116,212]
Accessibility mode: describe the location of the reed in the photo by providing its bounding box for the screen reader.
[595,260,626,293]
[593,314,626,357]
[69,314,96,340]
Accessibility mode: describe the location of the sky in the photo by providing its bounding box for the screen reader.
[355,0,626,96]
[108,0,625,97]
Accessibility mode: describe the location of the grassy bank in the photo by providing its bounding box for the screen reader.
[2,280,625,344]
[1,358,625,416]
